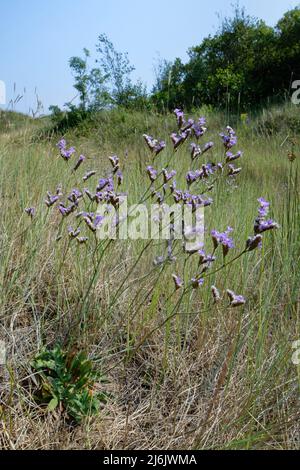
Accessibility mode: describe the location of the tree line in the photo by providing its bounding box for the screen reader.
[50,5,300,118]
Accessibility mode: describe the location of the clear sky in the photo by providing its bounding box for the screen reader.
[0,0,299,114]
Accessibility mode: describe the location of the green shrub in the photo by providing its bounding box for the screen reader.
[31,345,108,423]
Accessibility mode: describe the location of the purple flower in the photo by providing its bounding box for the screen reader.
[83,213,104,232]
[68,188,83,203]
[116,170,123,186]
[45,194,59,207]
[172,274,183,290]
[57,139,66,150]
[254,198,279,234]
[191,277,204,289]
[170,131,189,149]
[211,227,234,256]
[203,141,214,153]
[146,165,158,182]
[182,118,194,132]
[211,285,221,303]
[68,226,81,238]
[109,155,119,172]
[76,236,88,244]
[57,139,76,160]
[198,250,216,266]
[228,164,242,176]
[192,122,207,139]
[257,197,270,217]
[83,170,96,181]
[226,150,243,162]
[174,108,185,128]
[190,143,202,160]
[143,134,166,156]
[246,234,263,251]
[170,180,177,193]
[25,207,35,218]
[97,177,114,192]
[254,218,279,234]
[226,290,246,307]
[220,126,237,149]
[58,203,76,216]
[73,154,85,171]
[186,171,200,186]
[162,168,176,183]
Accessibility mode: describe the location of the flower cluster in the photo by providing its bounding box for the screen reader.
[253,197,279,234]
[57,139,76,160]
[143,134,166,156]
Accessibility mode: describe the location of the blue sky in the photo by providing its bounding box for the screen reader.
[0,0,299,114]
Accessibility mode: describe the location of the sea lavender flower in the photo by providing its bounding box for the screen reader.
[67,188,83,204]
[257,197,270,217]
[143,134,166,156]
[192,122,207,139]
[83,170,96,181]
[203,141,214,153]
[171,131,189,150]
[58,203,76,216]
[109,155,120,172]
[116,170,123,186]
[68,226,81,238]
[190,143,202,160]
[191,277,204,289]
[253,198,279,234]
[211,227,234,256]
[198,250,216,266]
[25,207,35,218]
[226,289,246,307]
[228,164,242,176]
[186,170,200,186]
[57,139,66,151]
[225,150,242,162]
[146,165,158,183]
[162,168,176,183]
[97,177,114,192]
[174,108,185,128]
[45,194,59,207]
[211,285,221,303]
[170,180,177,193]
[182,118,195,132]
[73,154,85,171]
[83,216,97,232]
[254,218,279,234]
[220,126,237,149]
[76,236,88,244]
[246,234,263,251]
[57,139,75,160]
[172,274,183,290]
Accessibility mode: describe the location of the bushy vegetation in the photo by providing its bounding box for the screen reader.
[48,5,300,128]
[152,6,300,111]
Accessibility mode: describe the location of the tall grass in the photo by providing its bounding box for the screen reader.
[0,106,299,449]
